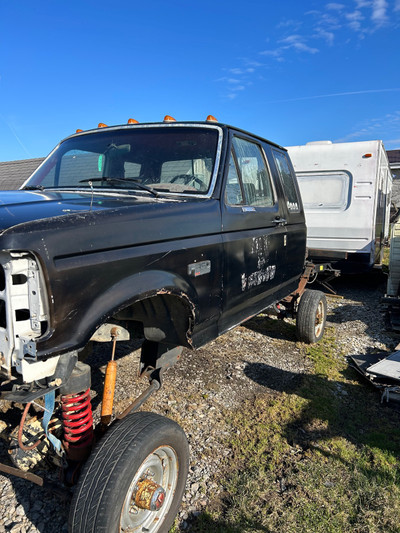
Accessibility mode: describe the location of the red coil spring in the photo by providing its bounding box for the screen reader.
[61,389,94,448]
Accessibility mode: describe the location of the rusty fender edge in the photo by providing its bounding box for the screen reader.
[155,287,196,348]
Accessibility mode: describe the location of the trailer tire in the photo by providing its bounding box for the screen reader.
[296,289,327,344]
[68,412,189,533]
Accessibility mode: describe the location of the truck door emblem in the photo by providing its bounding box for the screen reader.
[188,260,211,277]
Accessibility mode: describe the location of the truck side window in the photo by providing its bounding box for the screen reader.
[225,150,244,205]
[232,137,274,207]
[272,150,300,212]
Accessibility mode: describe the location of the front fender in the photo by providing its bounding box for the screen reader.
[37,269,198,356]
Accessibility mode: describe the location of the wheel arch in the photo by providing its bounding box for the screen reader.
[80,269,198,349]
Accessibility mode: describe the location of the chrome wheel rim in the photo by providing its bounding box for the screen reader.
[120,445,178,532]
[315,301,325,337]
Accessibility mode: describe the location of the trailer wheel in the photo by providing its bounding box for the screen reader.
[68,412,189,533]
[296,289,327,344]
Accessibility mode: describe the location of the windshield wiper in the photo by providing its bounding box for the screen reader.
[79,177,159,198]
[22,185,45,191]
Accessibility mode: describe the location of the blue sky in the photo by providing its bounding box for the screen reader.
[0,0,399,161]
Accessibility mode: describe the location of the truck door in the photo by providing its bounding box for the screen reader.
[219,134,288,333]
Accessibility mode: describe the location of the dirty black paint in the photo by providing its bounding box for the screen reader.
[0,122,307,359]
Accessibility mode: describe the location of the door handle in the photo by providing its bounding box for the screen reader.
[274,216,287,226]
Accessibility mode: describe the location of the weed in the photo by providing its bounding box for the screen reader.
[185,324,400,533]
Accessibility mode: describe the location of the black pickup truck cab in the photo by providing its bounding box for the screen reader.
[0,117,326,533]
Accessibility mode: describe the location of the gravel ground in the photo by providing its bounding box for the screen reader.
[0,272,395,533]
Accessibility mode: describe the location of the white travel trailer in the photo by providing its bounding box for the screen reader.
[286,140,392,272]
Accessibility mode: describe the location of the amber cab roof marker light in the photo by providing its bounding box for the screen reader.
[206,115,218,122]
[363,153,373,158]
[98,123,108,128]
[163,115,176,122]
[76,129,83,133]
[127,118,139,124]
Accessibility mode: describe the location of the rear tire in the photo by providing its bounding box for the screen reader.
[68,412,189,533]
[296,289,327,344]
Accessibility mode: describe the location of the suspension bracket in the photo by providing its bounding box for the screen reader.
[115,342,182,421]
[2,351,78,404]
[139,341,183,386]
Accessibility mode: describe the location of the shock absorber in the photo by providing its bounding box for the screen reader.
[59,362,94,462]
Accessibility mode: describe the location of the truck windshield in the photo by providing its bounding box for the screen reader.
[25,126,220,195]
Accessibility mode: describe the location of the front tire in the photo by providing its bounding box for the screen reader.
[296,289,327,344]
[69,412,189,533]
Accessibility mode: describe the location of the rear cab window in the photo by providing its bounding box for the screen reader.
[271,149,301,213]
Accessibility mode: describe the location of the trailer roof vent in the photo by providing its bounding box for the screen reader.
[306,141,333,145]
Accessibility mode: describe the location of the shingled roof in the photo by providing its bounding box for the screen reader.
[0,158,45,190]
[388,149,400,165]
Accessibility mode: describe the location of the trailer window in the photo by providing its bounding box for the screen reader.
[272,150,300,212]
[296,171,351,211]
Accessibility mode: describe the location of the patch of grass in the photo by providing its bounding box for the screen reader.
[186,327,400,533]
[304,326,343,378]
[382,245,390,274]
